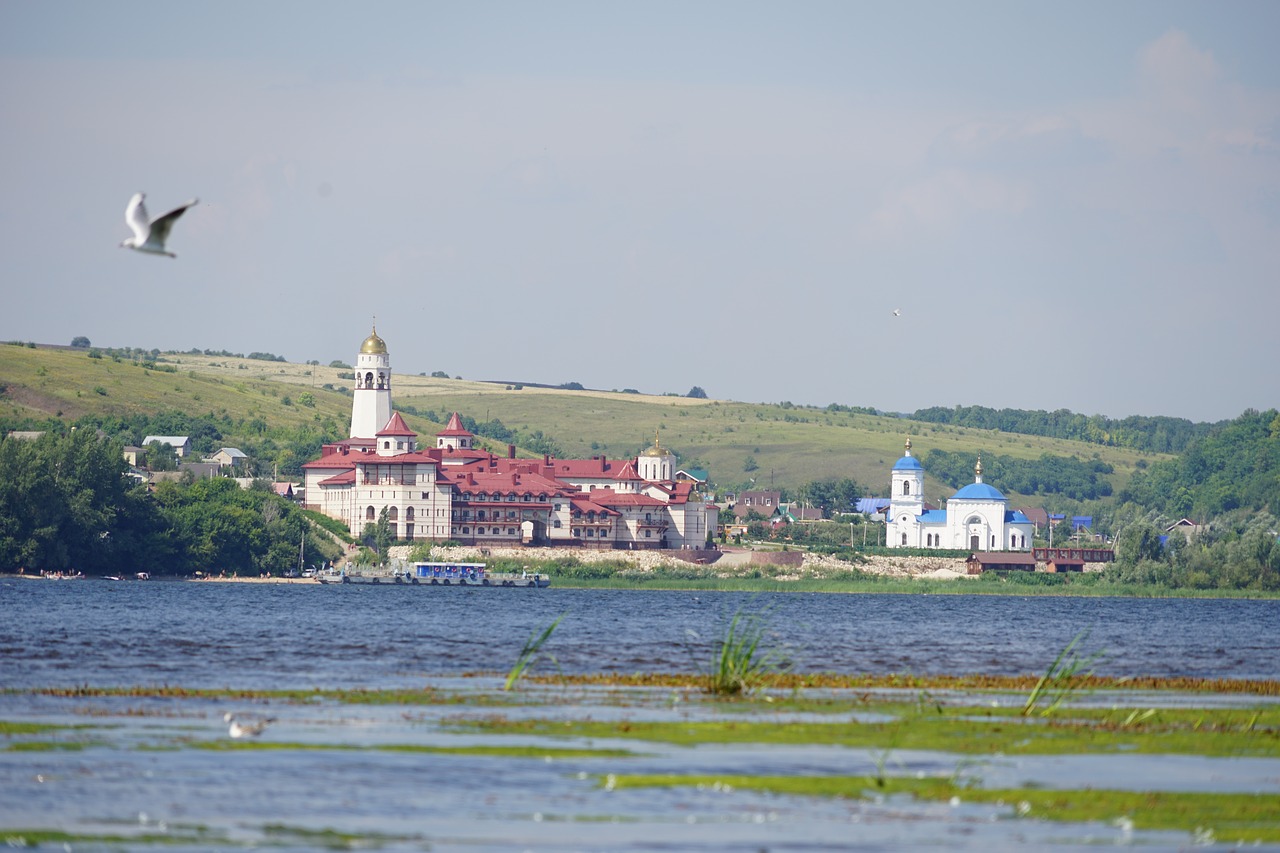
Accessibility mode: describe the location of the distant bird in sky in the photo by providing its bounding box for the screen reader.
[892,308,902,317]
[120,192,197,257]
[223,711,275,739]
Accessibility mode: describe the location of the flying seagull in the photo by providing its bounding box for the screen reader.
[892,308,902,317]
[223,711,275,739]
[120,192,198,257]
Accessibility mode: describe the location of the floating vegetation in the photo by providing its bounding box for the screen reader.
[456,706,1280,758]
[601,774,1280,844]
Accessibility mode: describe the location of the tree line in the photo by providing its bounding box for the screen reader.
[0,430,340,576]
[921,449,1114,501]
[909,405,1219,454]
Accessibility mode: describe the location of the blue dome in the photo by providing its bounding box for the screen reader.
[893,456,923,471]
[951,482,1005,501]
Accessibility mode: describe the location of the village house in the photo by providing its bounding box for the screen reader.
[143,435,191,458]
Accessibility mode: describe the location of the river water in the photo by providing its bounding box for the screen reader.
[1,579,1276,850]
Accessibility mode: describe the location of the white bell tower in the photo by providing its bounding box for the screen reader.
[349,324,392,440]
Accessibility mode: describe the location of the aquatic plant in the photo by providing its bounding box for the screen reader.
[504,612,566,691]
[1022,629,1104,717]
[705,608,787,696]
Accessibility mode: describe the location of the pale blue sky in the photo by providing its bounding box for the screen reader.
[2,2,1277,422]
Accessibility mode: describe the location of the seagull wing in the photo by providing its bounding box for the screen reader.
[147,199,198,247]
[125,193,150,242]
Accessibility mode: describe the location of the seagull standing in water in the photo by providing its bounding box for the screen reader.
[224,712,275,739]
[120,192,198,257]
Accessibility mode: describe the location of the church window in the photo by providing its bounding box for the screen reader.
[366,506,376,520]
[553,520,561,529]
[902,481,911,495]
[507,528,515,535]
[388,507,398,520]
[901,533,907,545]
[406,507,415,520]
[364,372,373,386]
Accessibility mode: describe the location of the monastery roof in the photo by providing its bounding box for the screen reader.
[549,456,629,478]
[613,460,640,480]
[893,455,923,471]
[569,496,620,516]
[302,455,357,470]
[587,489,667,507]
[437,412,472,437]
[451,469,566,495]
[319,469,356,486]
[377,412,415,436]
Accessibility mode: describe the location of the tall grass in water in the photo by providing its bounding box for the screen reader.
[705,609,786,696]
[1022,629,1104,717]
[504,612,566,691]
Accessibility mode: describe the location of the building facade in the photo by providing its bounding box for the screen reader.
[885,439,1034,551]
[303,328,718,549]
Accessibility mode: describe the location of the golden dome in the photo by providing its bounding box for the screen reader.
[360,326,387,354]
[640,428,670,457]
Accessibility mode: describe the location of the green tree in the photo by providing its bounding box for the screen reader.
[362,507,394,559]
[70,336,91,348]
[687,386,708,399]
[0,429,163,573]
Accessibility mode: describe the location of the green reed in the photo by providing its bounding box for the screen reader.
[1023,629,1104,717]
[504,612,566,691]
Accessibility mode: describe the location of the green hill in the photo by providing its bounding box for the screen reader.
[0,342,1163,506]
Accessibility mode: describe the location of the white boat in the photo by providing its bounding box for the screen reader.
[317,561,550,588]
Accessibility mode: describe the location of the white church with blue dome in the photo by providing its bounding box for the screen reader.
[886,439,1034,552]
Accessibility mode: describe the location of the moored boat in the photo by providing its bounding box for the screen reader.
[316,561,549,588]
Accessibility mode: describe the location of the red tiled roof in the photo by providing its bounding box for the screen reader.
[612,460,640,481]
[569,496,620,516]
[551,457,627,478]
[378,411,415,437]
[437,411,472,437]
[319,469,356,486]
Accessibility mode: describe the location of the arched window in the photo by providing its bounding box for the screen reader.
[366,506,376,520]
[901,532,907,545]
[406,507,415,520]
[902,480,911,495]
[364,372,374,387]
[388,507,398,520]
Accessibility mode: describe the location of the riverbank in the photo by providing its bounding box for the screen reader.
[414,544,1109,581]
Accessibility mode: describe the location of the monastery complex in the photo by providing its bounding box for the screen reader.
[303,328,718,550]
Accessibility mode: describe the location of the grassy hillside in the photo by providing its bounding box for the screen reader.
[1,343,1164,504]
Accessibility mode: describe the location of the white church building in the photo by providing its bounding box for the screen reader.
[302,327,718,550]
[886,439,1034,552]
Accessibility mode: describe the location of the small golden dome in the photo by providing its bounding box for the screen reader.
[360,326,387,354]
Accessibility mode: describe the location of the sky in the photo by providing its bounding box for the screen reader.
[2,2,1277,423]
